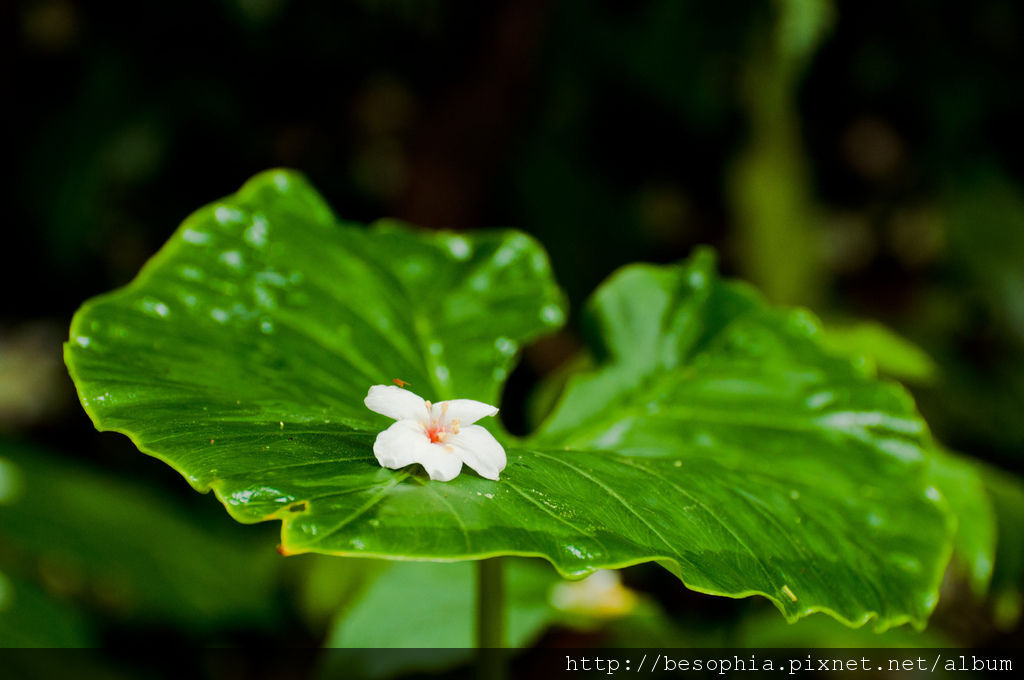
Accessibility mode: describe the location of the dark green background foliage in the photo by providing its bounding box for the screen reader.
[3,0,1023,670]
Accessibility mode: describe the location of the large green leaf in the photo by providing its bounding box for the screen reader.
[796,324,992,594]
[66,170,952,632]
[529,253,953,629]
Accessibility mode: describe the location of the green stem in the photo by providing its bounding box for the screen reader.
[476,558,505,680]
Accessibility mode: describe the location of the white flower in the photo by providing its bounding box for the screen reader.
[364,385,506,482]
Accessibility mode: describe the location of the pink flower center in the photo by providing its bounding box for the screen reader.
[422,401,460,445]
[425,422,446,443]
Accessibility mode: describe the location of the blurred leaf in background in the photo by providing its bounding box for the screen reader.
[926,450,996,598]
[320,559,659,677]
[819,320,938,384]
[729,0,833,307]
[980,464,1024,631]
[909,171,1024,462]
[0,571,94,648]
[0,440,280,634]
[322,560,555,676]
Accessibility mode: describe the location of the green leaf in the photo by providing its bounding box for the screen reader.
[734,609,950,648]
[978,464,1024,628]
[926,449,996,597]
[293,555,383,631]
[323,560,650,662]
[0,571,94,648]
[66,171,951,633]
[0,442,279,629]
[819,320,939,383]
[531,252,953,629]
[323,560,555,675]
[525,352,595,433]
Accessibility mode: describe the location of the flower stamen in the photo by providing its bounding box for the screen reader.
[423,404,459,444]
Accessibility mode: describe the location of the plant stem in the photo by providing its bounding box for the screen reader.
[476,557,505,680]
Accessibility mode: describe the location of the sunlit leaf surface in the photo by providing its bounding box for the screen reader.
[66,170,953,630]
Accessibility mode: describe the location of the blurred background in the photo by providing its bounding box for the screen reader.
[2,0,1023,673]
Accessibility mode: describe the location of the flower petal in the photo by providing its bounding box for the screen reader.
[365,385,428,422]
[373,419,464,482]
[372,419,432,469]
[435,399,499,425]
[414,444,465,482]
[449,424,507,480]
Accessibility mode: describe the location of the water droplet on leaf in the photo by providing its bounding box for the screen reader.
[446,236,471,260]
[180,265,204,281]
[219,250,243,270]
[214,205,245,225]
[540,304,564,325]
[182,228,210,245]
[244,215,269,247]
[139,297,169,318]
[494,336,517,356]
